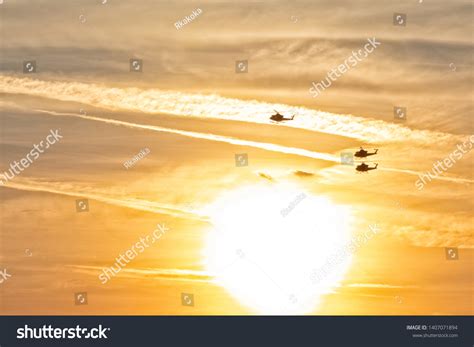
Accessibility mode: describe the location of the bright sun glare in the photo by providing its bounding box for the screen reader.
[203,184,354,315]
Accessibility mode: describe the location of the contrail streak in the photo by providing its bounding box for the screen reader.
[35,109,341,163]
[69,265,213,283]
[380,167,473,184]
[34,109,473,185]
[1,180,209,221]
[0,75,461,145]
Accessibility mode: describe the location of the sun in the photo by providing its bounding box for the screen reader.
[202,183,354,315]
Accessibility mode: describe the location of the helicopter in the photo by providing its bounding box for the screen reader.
[270,110,295,122]
[356,162,378,172]
[354,147,378,158]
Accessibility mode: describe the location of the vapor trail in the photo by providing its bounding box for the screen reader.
[35,109,341,163]
[34,109,473,185]
[0,75,461,145]
[2,180,209,221]
[379,167,473,184]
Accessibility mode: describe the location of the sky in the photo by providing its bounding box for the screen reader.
[0,0,472,315]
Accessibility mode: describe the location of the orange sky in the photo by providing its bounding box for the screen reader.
[0,0,472,315]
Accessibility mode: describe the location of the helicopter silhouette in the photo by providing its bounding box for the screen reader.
[356,162,378,172]
[354,147,378,158]
[270,110,295,122]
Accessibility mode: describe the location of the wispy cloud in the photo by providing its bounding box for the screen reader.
[345,283,417,289]
[33,109,341,162]
[293,170,315,178]
[257,172,274,181]
[2,178,208,221]
[30,107,472,185]
[69,265,212,283]
[0,75,463,145]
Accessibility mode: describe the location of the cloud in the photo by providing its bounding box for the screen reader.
[2,178,208,221]
[27,107,471,185]
[2,0,471,135]
[69,265,212,283]
[33,108,341,162]
[392,222,473,249]
[345,283,417,289]
[0,75,464,146]
[257,172,274,181]
[293,170,315,178]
